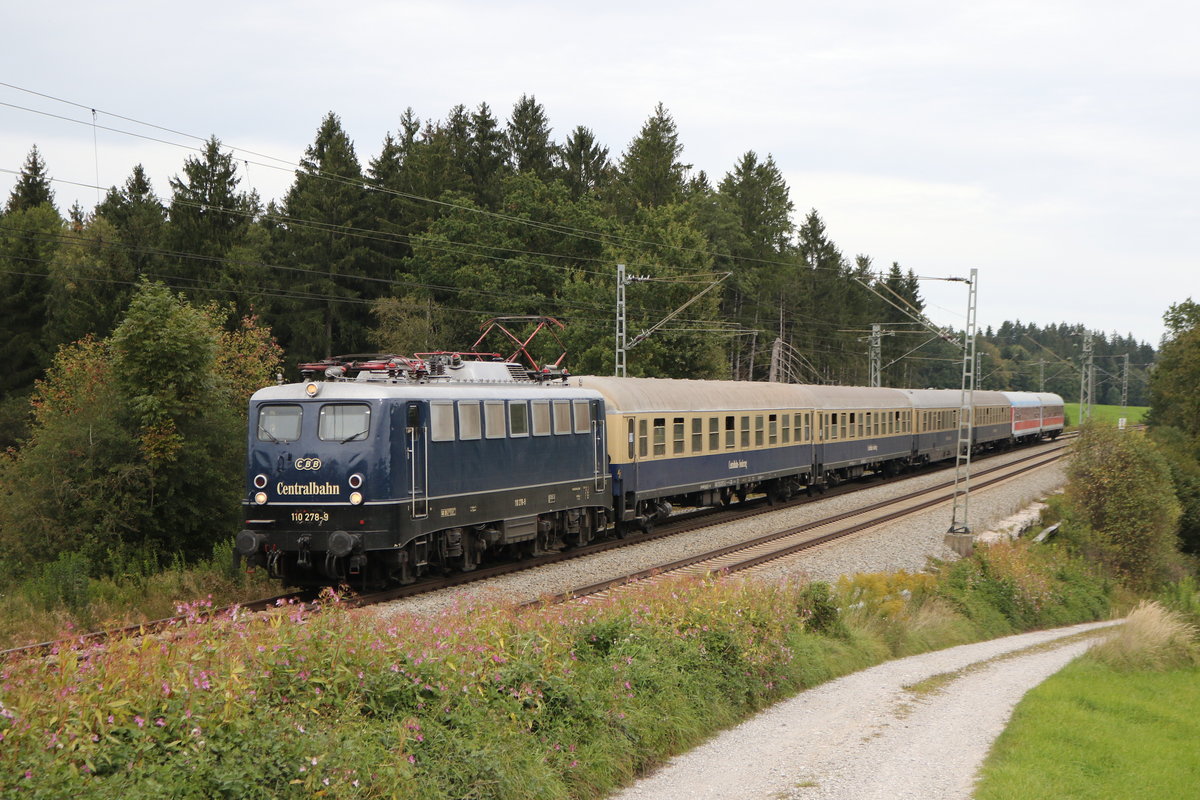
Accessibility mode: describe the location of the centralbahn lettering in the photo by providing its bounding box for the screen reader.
[728,459,748,470]
[276,482,340,496]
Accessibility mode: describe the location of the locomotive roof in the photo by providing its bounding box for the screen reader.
[568,376,821,413]
[250,380,603,404]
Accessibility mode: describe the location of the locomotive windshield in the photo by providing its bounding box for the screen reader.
[257,405,302,442]
[319,403,371,442]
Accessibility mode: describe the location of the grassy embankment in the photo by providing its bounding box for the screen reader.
[975,595,1200,799]
[0,537,1114,800]
[1064,402,1148,427]
[0,540,278,651]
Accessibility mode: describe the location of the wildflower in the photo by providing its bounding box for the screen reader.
[135,717,145,728]
[155,718,166,727]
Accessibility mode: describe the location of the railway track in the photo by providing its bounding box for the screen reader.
[527,442,1069,607]
[1,438,1070,661]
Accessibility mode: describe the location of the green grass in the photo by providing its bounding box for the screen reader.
[975,660,1200,799]
[1064,402,1148,428]
[0,538,1114,799]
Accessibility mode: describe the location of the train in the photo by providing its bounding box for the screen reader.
[235,353,1064,588]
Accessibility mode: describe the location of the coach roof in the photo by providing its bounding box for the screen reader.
[569,376,820,414]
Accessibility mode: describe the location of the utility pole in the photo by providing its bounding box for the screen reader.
[615,263,730,377]
[865,324,891,387]
[1121,353,1129,408]
[1079,331,1094,423]
[615,263,627,377]
[946,268,978,549]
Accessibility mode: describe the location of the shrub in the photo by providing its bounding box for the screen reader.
[1065,423,1182,589]
[1088,601,1199,671]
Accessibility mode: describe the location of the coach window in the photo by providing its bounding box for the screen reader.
[639,419,649,458]
[553,401,571,434]
[692,418,703,452]
[754,415,764,447]
[781,413,790,444]
[673,418,685,454]
[485,401,505,439]
[740,416,751,448]
[804,413,812,443]
[508,401,529,437]
[572,400,591,433]
[318,404,371,442]
[458,401,481,440]
[532,400,551,436]
[841,413,849,440]
[829,413,838,440]
[725,416,736,449]
[653,418,667,456]
[709,417,720,450]
[430,402,455,442]
[794,414,803,443]
[257,405,302,442]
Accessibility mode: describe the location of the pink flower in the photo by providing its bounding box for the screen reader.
[134,717,145,728]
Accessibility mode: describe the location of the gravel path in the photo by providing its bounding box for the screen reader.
[607,619,1121,800]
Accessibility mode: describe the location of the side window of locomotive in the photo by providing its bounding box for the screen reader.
[318,404,371,442]
[572,400,591,433]
[458,401,481,440]
[553,401,571,434]
[430,402,455,442]
[485,401,506,439]
[257,405,302,442]
[531,400,551,436]
[509,401,529,437]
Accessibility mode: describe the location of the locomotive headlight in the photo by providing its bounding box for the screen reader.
[253,473,268,489]
[348,473,364,489]
[304,382,320,397]
[349,491,363,506]
[254,491,269,505]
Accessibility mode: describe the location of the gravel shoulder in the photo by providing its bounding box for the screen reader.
[607,619,1121,800]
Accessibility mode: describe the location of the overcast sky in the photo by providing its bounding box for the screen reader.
[2,0,1196,347]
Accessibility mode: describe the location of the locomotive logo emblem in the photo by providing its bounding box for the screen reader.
[294,457,323,471]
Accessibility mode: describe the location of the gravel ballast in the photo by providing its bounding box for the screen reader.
[380,444,1068,619]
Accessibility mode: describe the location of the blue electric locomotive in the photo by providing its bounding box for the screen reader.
[236,355,610,586]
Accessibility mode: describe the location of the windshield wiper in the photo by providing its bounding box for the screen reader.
[258,425,280,443]
[340,430,367,444]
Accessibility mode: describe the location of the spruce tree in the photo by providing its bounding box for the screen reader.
[617,103,690,214]
[272,112,374,360]
[504,94,555,179]
[557,125,611,197]
[5,145,56,214]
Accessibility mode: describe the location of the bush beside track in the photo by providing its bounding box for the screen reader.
[0,537,1113,800]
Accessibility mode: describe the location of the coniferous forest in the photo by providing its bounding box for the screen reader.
[0,98,1163,577]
